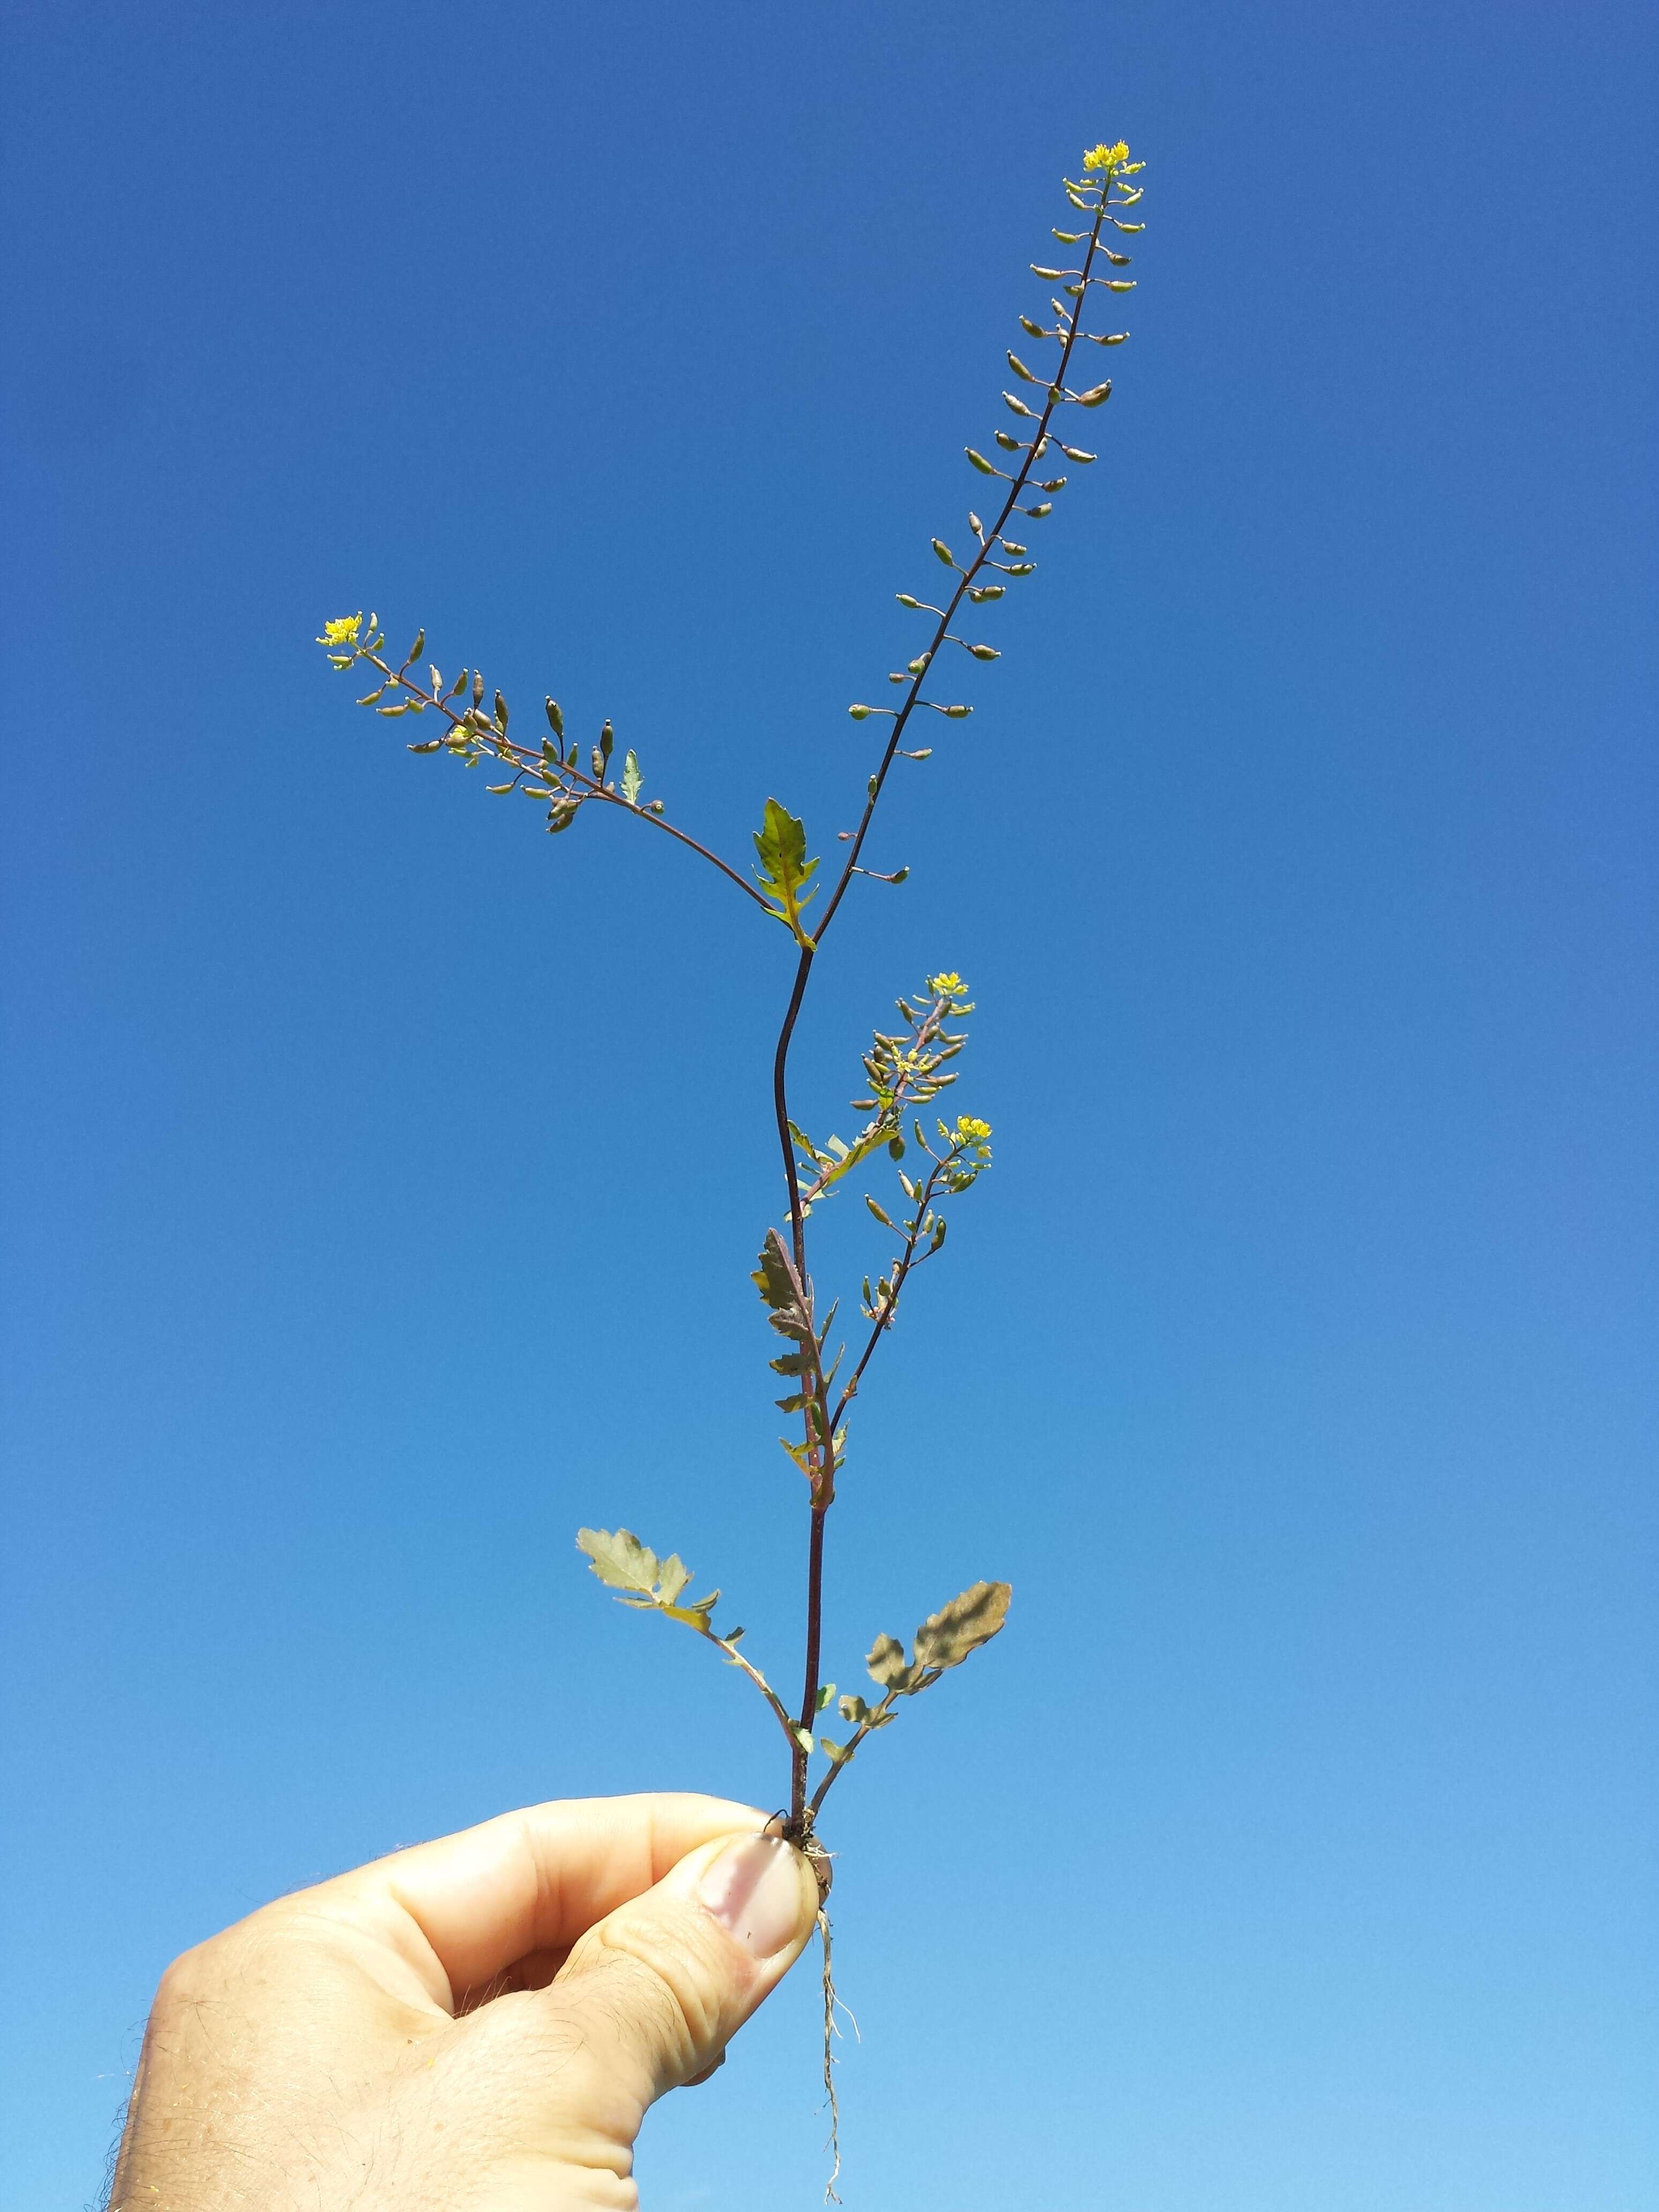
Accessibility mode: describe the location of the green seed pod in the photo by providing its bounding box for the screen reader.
[1059,444,1097,462]
[1025,502,1053,518]
[965,448,997,475]
[944,704,972,719]
[896,593,922,608]
[931,537,955,566]
[1030,264,1065,279]
[545,697,565,737]
[408,629,425,662]
[494,690,510,729]
[1018,315,1046,338]
[849,704,872,719]
[968,644,999,661]
[1002,392,1037,419]
[1075,380,1113,407]
[994,429,1021,451]
[1006,352,1041,384]
[600,720,614,760]
[472,671,484,705]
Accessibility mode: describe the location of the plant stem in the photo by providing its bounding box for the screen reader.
[778,177,1120,1821]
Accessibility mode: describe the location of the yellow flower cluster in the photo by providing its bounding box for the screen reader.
[319,614,363,647]
[954,1115,992,1146]
[1082,140,1132,173]
[926,970,966,997]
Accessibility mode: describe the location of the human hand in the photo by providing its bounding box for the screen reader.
[110,1793,822,2210]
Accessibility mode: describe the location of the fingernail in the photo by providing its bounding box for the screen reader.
[696,1834,810,1959]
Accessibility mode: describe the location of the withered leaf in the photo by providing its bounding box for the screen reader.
[866,1631,920,1693]
[913,1579,1012,1671]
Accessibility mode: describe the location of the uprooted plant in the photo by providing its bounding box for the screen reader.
[316,139,1149,2193]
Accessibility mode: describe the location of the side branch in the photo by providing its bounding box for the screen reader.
[346,645,772,914]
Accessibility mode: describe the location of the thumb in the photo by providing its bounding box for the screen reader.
[523,1828,821,2138]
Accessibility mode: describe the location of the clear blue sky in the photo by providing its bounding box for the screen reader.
[2,2,1654,2206]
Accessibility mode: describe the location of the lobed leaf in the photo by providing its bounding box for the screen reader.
[914,1580,1012,1670]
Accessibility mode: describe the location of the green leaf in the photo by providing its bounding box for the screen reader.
[818,1736,851,1762]
[577,1526,661,1598]
[838,1692,870,1726]
[751,797,820,947]
[576,1527,712,1624]
[751,1228,801,1316]
[913,1580,1012,1671]
[793,1725,815,1755]
[816,1682,836,1712]
[620,748,643,805]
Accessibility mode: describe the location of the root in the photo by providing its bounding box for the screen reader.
[817,1904,860,2204]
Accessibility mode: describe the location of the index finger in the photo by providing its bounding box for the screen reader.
[333,1792,769,2006]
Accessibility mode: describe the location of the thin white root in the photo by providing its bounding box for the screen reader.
[818,1905,850,2203]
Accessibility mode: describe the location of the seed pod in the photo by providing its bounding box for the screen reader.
[472,671,484,705]
[1002,392,1037,419]
[1059,444,1097,462]
[1018,315,1046,338]
[965,447,997,475]
[408,629,425,662]
[1006,352,1041,383]
[1074,380,1113,407]
[994,430,1021,451]
[1101,278,1136,292]
[1030,264,1065,279]
[1025,502,1053,518]
[968,644,999,661]
[931,537,955,566]
[495,690,510,729]
[545,697,565,737]
[896,593,923,608]
[600,720,614,760]
[849,704,872,719]
[944,704,972,719]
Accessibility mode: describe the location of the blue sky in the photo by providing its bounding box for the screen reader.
[2,1,1654,2206]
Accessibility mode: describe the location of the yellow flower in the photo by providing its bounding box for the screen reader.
[319,614,362,647]
[1082,140,1131,174]
[926,970,965,997]
[954,1115,992,1146]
